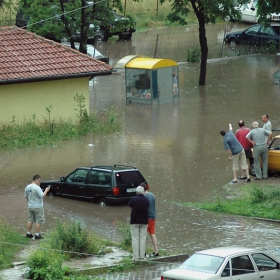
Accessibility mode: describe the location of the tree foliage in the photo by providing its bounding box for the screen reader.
[160,0,248,85]
[17,0,132,52]
[257,0,280,23]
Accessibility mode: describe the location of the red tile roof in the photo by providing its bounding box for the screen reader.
[0,26,113,84]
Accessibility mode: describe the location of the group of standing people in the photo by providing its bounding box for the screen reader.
[220,114,272,182]
[128,184,159,261]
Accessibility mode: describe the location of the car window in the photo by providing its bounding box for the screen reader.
[251,253,278,271]
[231,255,255,275]
[89,170,111,185]
[179,253,224,274]
[259,26,275,36]
[221,261,230,277]
[270,138,280,150]
[245,25,260,35]
[116,171,144,186]
[272,25,280,35]
[66,169,88,183]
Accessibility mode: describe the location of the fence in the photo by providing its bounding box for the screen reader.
[1,17,279,65]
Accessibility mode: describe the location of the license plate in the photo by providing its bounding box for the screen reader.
[122,32,129,35]
[126,188,136,193]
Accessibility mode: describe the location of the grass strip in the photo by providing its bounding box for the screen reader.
[179,183,280,220]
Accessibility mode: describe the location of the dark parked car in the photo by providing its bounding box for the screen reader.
[224,23,280,47]
[97,14,136,41]
[40,165,148,206]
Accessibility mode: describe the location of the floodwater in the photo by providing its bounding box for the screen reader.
[1,27,280,257]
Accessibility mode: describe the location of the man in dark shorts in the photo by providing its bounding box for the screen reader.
[235,120,253,179]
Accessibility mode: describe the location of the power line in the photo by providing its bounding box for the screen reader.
[21,0,105,30]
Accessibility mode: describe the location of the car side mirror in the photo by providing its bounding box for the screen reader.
[60,177,65,182]
[277,262,280,269]
[250,7,255,11]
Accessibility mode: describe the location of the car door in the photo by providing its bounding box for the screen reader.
[257,26,277,46]
[230,255,259,280]
[268,137,280,171]
[60,169,89,197]
[82,170,112,200]
[242,25,261,45]
[251,253,280,280]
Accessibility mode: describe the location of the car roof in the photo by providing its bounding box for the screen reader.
[92,165,137,171]
[61,42,105,59]
[197,246,257,258]
[76,165,138,171]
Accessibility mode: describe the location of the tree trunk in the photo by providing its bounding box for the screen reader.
[198,17,208,86]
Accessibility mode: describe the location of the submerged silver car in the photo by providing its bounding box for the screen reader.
[161,246,280,280]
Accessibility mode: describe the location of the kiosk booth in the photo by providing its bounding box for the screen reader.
[114,55,179,104]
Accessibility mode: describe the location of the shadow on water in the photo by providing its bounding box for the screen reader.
[1,33,280,254]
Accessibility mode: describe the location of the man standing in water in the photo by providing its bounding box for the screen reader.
[24,175,50,239]
[235,120,252,179]
[142,183,159,257]
[246,122,272,180]
[262,114,272,144]
[220,123,250,183]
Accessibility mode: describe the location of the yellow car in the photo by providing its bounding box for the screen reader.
[250,135,280,176]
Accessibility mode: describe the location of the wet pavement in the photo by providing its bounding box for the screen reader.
[0,246,185,280]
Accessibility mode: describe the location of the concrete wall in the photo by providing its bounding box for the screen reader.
[0,77,89,124]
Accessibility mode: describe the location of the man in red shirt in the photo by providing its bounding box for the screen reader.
[235,120,253,179]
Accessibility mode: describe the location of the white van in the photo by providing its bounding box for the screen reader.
[236,0,280,23]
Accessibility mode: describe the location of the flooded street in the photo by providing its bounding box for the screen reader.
[1,27,280,256]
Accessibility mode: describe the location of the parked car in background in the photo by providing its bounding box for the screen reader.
[224,23,280,47]
[161,246,280,280]
[97,13,136,41]
[235,0,280,23]
[40,165,148,206]
[249,135,280,176]
[62,41,109,63]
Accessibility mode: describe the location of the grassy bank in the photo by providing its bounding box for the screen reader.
[0,104,121,151]
[179,183,280,220]
[0,219,154,279]
[0,219,29,269]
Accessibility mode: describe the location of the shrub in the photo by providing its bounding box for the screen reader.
[187,45,200,62]
[116,221,132,249]
[249,187,268,203]
[43,220,113,258]
[25,249,70,280]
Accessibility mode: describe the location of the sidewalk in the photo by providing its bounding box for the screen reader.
[0,246,188,280]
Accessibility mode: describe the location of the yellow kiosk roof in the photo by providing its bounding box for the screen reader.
[114,56,178,69]
[126,57,178,69]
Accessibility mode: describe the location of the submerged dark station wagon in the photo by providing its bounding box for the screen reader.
[40,165,148,206]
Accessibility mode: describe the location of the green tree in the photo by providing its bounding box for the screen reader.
[159,0,248,85]
[17,0,135,52]
[257,0,280,23]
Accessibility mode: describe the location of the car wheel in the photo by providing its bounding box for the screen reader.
[48,190,55,197]
[249,162,256,176]
[98,29,109,41]
[229,38,238,47]
[97,199,107,206]
[119,33,132,40]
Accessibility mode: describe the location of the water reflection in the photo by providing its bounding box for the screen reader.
[1,54,280,254]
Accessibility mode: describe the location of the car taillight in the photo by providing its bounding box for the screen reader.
[160,276,164,280]
[146,183,150,190]
[113,187,119,196]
